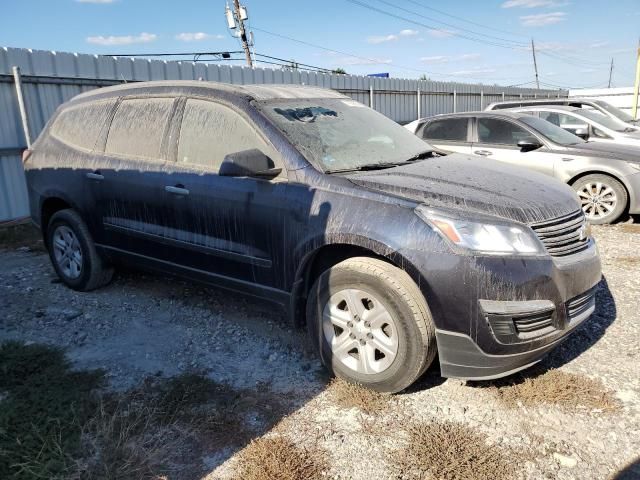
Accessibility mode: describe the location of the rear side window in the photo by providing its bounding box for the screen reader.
[105,98,175,160]
[51,99,116,151]
[477,118,530,145]
[177,99,275,172]
[421,118,468,141]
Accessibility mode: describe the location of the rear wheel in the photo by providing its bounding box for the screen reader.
[47,209,113,291]
[573,174,627,224]
[307,257,436,393]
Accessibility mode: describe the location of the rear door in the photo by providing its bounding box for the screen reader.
[417,117,472,154]
[94,96,180,258]
[471,117,557,176]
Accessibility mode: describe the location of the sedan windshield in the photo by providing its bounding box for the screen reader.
[257,98,434,172]
[519,116,585,146]
[593,100,635,123]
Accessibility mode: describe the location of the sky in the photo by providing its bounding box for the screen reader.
[1,0,639,89]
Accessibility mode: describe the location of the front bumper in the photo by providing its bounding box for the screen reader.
[401,239,602,380]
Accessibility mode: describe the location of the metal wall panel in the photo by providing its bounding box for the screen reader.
[0,46,564,222]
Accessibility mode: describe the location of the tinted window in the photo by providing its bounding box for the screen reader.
[421,118,468,141]
[477,118,530,145]
[177,99,275,172]
[105,98,174,159]
[51,99,116,150]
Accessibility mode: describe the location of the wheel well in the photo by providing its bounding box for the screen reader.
[41,197,71,239]
[290,244,392,328]
[568,170,630,211]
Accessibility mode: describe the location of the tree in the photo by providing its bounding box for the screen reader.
[333,68,347,75]
[418,74,430,81]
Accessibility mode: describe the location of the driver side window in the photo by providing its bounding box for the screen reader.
[177,99,280,173]
[477,118,530,145]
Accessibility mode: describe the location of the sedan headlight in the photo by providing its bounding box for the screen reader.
[415,206,545,256]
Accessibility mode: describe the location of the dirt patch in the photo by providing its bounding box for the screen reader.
[232,436,328,480]
[0,223,44,252]
[327,377,394,415]
[488,369,620,411]
[389,420,516,480]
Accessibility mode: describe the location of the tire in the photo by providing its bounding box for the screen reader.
[46,209,113,291]
[572,174,627,224]
[306,257,437,393]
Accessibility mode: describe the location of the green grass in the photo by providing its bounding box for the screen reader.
[0,341,104,479]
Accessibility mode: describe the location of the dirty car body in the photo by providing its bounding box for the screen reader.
[25,81,602,388]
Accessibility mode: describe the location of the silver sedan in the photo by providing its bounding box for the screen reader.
[406,111,640,224]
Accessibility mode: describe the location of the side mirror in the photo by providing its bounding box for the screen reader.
[574,128,589,140]
[219,149,282,179]
[517,137,543,152]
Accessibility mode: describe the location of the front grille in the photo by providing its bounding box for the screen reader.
[530,210,589,257]
[512,311,555,339]
[567,288,597,323]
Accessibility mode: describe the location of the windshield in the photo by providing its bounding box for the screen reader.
[257,98,433,172]
[577,108,629,132]
[593,100,635,123]
[519,115,585,146]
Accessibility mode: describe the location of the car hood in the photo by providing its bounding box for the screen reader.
[347,154,581,225]
[564,141,640,163]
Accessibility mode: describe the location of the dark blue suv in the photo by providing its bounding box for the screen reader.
[24,81,602,392]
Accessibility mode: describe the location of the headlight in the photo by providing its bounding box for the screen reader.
[415,206,545,256]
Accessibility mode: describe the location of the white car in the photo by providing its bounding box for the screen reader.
[503,105,640,148]
[485,97,640,130]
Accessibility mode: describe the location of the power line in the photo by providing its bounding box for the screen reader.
[344,0,525,50]
[251,26,535,83]
[370,0,528,47]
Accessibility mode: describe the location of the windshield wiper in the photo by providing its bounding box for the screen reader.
[404,150,435,162]
[325,162,404,174]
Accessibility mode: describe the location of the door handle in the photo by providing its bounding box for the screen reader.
[473,150,493,156]
[86,171,104,181]
[165,185,190,196]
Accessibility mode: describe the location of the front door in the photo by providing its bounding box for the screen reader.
[472,117,556,177]
[159,97,290,291]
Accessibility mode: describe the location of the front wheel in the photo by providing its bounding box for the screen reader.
[573,174,627,224]
[307,257,437,393]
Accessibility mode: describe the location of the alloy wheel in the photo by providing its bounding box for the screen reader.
[52,225,83,279]
[577,181,617,221]
[322,288,399,374]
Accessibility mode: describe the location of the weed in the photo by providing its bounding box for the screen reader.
[233,436,328,480]
[490,369,620,411]
[390,420,516,480]
[328,377,393,415]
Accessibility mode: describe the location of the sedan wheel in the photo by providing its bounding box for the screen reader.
[572,174,627,225]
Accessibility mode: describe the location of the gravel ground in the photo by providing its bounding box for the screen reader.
[0,224,638,479]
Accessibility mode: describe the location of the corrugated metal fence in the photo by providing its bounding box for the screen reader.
[0,46,564,222]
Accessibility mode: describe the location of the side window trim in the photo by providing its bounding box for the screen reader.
[164,96,186,163]
[94,97,122,153]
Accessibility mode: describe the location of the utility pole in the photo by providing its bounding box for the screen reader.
[531,38,540,89]
[633,39,640,120]
[608,58,614,88]
[225,1,253,67]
